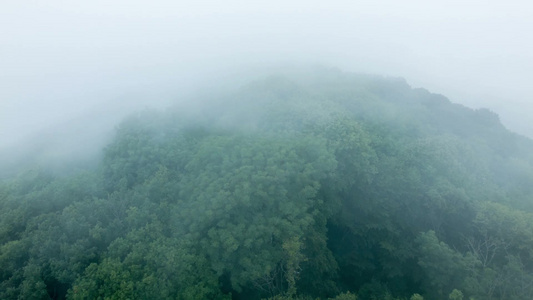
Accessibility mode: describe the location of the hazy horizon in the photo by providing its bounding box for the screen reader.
[2,1,532,150]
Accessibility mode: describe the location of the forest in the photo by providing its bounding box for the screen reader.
[2,67,533,300]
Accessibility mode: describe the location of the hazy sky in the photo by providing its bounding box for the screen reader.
[1,0,533,149]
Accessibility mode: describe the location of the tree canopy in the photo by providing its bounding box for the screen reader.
[2,67,533,299]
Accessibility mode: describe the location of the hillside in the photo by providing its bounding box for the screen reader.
[1,67,533,300]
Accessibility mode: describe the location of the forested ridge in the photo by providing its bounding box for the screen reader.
[2,68,533,300]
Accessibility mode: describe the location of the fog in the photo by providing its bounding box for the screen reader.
[2,0,533,153]
[3,3,533,298]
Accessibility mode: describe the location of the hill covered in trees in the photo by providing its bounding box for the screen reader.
[2,67,533,300]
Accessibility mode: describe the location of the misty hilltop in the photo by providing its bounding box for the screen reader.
[2,67,533,300]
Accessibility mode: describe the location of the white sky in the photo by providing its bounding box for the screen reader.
[1,0,533,148]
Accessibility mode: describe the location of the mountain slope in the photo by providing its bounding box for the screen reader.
[1,67,533,300]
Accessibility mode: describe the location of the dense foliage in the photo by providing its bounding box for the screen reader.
[2,68,533,299]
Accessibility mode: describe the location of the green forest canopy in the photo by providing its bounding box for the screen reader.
[2,67,533,300]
